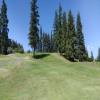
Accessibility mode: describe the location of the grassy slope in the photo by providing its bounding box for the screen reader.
[0,53,100,100]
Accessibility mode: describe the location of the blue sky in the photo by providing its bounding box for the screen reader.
[0,0,100,57]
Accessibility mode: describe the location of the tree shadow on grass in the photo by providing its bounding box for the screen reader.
[34,53,50,59]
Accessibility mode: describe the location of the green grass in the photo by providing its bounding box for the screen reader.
[0,53,100,100]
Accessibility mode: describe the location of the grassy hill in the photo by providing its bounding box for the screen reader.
[0,53,100,100]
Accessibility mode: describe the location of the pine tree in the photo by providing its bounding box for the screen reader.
[50,31,53,52]
[28,0,39,57]
[39,27,43,52]
[66,10,76,61]
[62,12,67,54]
[76,13,88,61]
[0,0,9,55]
[91,51,94,61]
[42,33,51,52]
[97,48,100,61]
[53,10,59,52]
[58,4,63,53]
[0,12,2,54]
[8,39,24,54]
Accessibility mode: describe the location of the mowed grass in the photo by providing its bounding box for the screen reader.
[0,53,100,100]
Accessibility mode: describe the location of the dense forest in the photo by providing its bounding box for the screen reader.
[0,0,100,62]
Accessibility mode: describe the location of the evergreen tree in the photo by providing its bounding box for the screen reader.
[0,12,2,54]
[28,0,39,57]
[66,10,76,61]
[0,0,9,55]
[42,33,51,52]
[62,12,67,54]
[39,27,43,52]
[53,10,59,52]
[97,48,100,61]
[50,31,53,52]
[8,39,24,54]
[76,13,88,61]
[58,4,63,53]
[90,51,94,61]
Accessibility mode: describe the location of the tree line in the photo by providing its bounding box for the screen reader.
[28,0,100,62]
[0,0,24,55]
[0,0,100,62]
[8,39,24,54]
[52,5,88,61]
[37,27,53,53]
[29,0,88,61]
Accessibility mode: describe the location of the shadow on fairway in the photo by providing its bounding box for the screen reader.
[34,54,50,59]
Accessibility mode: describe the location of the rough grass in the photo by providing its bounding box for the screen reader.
[0,53,100,100]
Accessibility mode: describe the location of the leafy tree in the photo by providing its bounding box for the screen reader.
[76,13,88,61]
[28,0,39,57]
[0,0,9,55]
[97,48,100,61]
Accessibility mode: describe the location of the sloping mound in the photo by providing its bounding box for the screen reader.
[51,53,70,63]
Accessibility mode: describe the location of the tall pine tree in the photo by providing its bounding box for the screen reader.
[29,0,39,57]
[42,33,51,52]
[0,0,9,55]
[0,12,2,54]
[91,51,94,61]
[53,10,59,52]
[39,27,43,52]
[50,31,54,52]
[58,4,63,54]
[62,12,67,54]
[66,10,76,61]
[97,48,100,61]
[76,13,88,61]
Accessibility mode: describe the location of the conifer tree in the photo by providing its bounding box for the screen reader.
[97,48,100,61]
[39,27,43,52]
[42,33,51,52]
[66,10,76,61]
[58,4,63,53]
[1,0,9,55]
[62,12,67,54]
[76,13,88,61]
[8,39,24,54]
[28,0,39,57]
[53,10,59,52]
[91,51,94,61]
[50,31,53,52]
[0,13,1,54]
